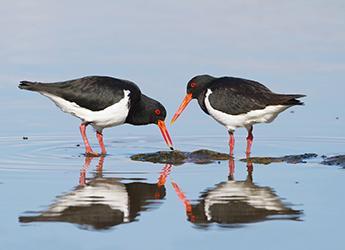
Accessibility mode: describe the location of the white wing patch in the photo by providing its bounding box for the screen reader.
[204,89,289,131]
[41,90,131,130]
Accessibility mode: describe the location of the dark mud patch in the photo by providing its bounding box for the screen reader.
[321,155,345,168]
[131,149,230,165]
[241,153,318,165]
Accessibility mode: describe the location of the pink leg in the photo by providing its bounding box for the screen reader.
[246,126,253,158]
[229,130,235,156]
[79,123,98,156]
[96,131,107,155]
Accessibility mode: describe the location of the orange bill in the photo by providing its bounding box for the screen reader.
[170,93,192,124]
[158,120,174,150]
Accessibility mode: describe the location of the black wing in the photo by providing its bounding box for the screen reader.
[19,76,142,111]
[207,77,305,115]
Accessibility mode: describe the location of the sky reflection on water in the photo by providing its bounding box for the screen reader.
[1,1,345,249]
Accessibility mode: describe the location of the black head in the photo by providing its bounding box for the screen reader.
[126,94,173,150]
[187,74,216,98]
[170,74,216,124]
[126,94,166,125]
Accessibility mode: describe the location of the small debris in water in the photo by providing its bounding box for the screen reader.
[76,144,80,147]
[241,153,318,165]
[131,149,230,165]
[336,117,339,120]
[290,110,295,114]
[321,155,345,168]
[22,136,28,140]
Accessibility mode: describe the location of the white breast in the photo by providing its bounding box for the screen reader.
[204,89,289,131]
[41,90,131,131]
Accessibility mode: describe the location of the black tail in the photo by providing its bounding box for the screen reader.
[18,81,41,91]
[277,94,306,106]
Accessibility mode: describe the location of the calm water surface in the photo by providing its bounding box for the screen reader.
[1,2,345,248]
[1,134,345,250]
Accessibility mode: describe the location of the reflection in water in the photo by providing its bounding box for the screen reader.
[19,157,172,230]
[172,159,302,229]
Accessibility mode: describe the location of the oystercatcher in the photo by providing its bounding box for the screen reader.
[171,75,305,156]
[19,76,173,156]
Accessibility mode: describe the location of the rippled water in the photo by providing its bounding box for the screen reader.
[1,135,345,250]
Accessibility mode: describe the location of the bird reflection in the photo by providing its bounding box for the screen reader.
[19,157,172,230]
[172,158,301,229]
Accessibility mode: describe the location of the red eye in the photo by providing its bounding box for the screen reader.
[190,82,197,88]
[154,109,161,115]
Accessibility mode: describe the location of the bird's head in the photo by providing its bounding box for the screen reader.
[171,74,215,124]
[126,95,173,150]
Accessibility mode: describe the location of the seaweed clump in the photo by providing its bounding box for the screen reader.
[241,153,318,165]
[321,155,345,168]
[130,149,230,165]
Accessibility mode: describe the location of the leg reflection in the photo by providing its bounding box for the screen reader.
[79,156,105,186]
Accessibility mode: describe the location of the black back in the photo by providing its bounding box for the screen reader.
[204,77,305,115]
[19,76,142,111]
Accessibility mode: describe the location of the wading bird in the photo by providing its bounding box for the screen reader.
[171,75,304,156]
[19,76,173,156]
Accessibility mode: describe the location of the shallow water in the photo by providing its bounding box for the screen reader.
[2,1,345,248]
[1,135,345,250]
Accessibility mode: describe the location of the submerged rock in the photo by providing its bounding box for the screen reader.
[321,155,345,168]
[241,153,318,165]
[130,149,230,165]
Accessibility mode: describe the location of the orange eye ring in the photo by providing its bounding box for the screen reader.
[154,109,161,115]
[190,82,197,88]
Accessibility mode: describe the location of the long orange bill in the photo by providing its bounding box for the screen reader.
[158,120,174,150]
[170,93,192,124]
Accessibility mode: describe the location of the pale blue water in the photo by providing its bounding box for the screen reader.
[1,1,345,249]
[1,135,345,250]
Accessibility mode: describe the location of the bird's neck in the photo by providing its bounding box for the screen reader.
[126,94,154,125]
[197,89,209,115]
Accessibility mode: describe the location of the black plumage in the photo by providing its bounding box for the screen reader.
[19,75,174,155]
[195,76,305,116]
[171,74,306,156]
[19,76,141,112]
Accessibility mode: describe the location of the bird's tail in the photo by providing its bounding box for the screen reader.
[279,94,306,106]
[18,81,42,91]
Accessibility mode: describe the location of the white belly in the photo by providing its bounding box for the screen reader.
[204,89,289,131]
[41,90,131,130]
